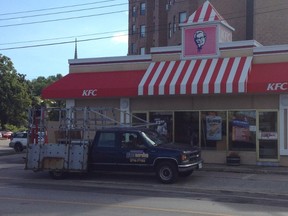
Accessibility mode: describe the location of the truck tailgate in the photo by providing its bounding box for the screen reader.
[25,142,89,172]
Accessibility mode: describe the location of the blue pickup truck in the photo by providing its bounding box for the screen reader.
[26,127,202,184]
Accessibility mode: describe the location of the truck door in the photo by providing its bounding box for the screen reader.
[90,131,119,171]
[118,132,152,171]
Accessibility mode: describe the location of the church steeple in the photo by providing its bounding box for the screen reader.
[74,38,78,59]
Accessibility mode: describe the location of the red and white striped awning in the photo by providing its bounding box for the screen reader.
[186,0,225,24]
[138,57,252,96]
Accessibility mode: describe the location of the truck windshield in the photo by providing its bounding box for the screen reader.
[142,130,167,146]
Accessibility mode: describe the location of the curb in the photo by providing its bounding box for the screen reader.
[0,151,16,157]
[202,163,288,175]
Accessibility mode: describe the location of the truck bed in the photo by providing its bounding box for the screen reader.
[25,141,89,172]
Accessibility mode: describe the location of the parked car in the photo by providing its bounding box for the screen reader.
[9,131,28,152]
[9,131,45,152]
[2,131,13,139]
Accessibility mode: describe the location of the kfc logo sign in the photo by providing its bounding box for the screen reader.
[82,89,97,96]
[183,25,217,58]
[267,82,288,91]
[194,30,207,52]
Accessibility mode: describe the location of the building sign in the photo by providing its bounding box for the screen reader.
[267,82,288,92]
[82,89,97,97]
[182,25,218,59]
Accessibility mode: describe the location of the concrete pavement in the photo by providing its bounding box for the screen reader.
[0,139,15,156]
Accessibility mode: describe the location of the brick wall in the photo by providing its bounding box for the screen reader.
[128,0,288,55]
[254,0,288,45]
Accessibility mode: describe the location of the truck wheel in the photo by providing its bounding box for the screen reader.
[156,161,178,184]
[49,171,65,180]
[179,170,194,177]
[14,143,23,153]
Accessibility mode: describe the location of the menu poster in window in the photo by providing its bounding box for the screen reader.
[232,120,250,142]
[206,116,222,141]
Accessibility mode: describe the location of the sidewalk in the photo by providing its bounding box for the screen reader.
[202,163,288,175]
[0,139,15,156]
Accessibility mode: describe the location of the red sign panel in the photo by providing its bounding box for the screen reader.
[182,25,218,58]
[42,70,145,99]
[248,63,288,93]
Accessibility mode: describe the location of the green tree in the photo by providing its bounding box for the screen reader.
[30,74,62,96]
[29,74,63,108]
[29,74,65,122]
[0,54,32,129]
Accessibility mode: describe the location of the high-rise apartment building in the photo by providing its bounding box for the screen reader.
[128,0,288,55]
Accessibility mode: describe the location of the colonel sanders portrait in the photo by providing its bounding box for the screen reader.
[194,30,207,52]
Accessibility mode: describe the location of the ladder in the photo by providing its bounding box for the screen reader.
[28,106,153,145]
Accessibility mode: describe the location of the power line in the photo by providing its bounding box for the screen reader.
[0,10,127,28]
[0,0,117,16]
[0,2,127,22]
[0,29,128,46]
[2,0,287,29]
[0,34,127,51]
[1,1,288,50]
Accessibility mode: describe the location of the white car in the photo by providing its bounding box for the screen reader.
[9,132,28,152]
[9,131,45,152]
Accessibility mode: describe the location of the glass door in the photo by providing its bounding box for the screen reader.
[258,111,278,160]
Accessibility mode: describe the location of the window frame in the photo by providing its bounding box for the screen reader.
[132,6,137,17]
[179,11,187,23]
[140,25,146,38]
[140,2,146,15]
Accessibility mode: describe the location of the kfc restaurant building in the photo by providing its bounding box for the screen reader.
[43,1,288,166]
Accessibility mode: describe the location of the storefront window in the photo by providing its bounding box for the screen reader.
[258,111,278,159]
[132,113,147,127]
[149,112,173,142]
[228,111,256,151]
[174,111,199,146]
[201,111,227,150]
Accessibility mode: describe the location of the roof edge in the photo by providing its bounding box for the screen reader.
[68,54,152,65]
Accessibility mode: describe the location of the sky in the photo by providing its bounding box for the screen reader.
[0,0,129,80]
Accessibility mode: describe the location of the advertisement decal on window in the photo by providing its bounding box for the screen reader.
[206,115,222,141]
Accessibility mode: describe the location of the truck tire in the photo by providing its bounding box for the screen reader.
[49,171,66,180]
[156,161,178,184]
[14,143,23,153]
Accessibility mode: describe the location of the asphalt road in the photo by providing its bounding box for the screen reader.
[1,140,288,215]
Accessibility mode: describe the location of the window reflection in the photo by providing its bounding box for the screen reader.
[228,111,256,151]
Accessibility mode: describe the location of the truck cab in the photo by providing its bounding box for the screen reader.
[89,127,202,183]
